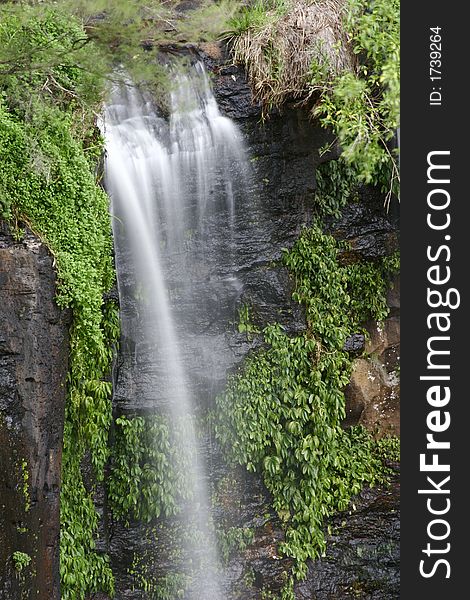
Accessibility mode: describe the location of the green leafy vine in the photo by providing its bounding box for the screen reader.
[108,414,193,524]
[1,9,118,598]
[216,223,399,577]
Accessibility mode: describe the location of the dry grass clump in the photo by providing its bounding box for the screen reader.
[230,0,356,111]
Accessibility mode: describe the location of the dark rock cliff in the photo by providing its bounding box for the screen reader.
[107,53,333,599]
[0,223,69,600]
[106,49,400,600]
[0,47,399,599]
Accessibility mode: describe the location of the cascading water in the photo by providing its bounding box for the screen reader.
[102,63,249,598]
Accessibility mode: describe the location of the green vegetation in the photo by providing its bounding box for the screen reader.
[59,0,239,96]
[1,8,117,598]
[216,224,399,576]
[133,566,189,600]
[217,526,255,563]
[20,459,31,512]
[226,0,399,196]
[260,575,295,600]
[237,303,260,336]
[314,0,400,200]
[108,414,193,523]
[149,573,189,600]
[0,0,241,103]
[12,551,31,573]
[375,435,400,463]
[314,157,360,218]
[280,577,295,600]
[1,1,399,596]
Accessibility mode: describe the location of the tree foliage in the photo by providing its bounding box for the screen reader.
[227,0,400,197]
[1,0,241,101]
[314,0,400,199]
[0,4,106,116]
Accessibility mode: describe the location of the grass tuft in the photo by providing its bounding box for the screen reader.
[226,0,356,112]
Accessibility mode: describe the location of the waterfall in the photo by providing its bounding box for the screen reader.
[102,63,248,598]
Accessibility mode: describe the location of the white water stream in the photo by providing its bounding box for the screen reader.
[102,63,248,598]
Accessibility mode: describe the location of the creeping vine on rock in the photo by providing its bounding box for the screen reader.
[1,9,117,598]
[216,221,399,577]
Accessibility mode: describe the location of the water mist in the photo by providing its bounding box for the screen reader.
[102,63,249,598]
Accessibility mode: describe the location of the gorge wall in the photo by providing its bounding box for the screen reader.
[105,50,400,599]
[0,50,399,599]
[0,224,69,600]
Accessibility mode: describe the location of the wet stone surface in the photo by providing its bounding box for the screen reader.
[296,470,400,600]
[0,43,401,600]
[0,222,69,600]
[105,52,400,600]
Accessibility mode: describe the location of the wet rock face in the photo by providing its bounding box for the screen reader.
[328,187,399,261]
[112,63,332,415]
[0,222,69,600]
[212,62,334,205]
[296,471,400,600]
[108,52,400,599]
[344,274,400,436]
